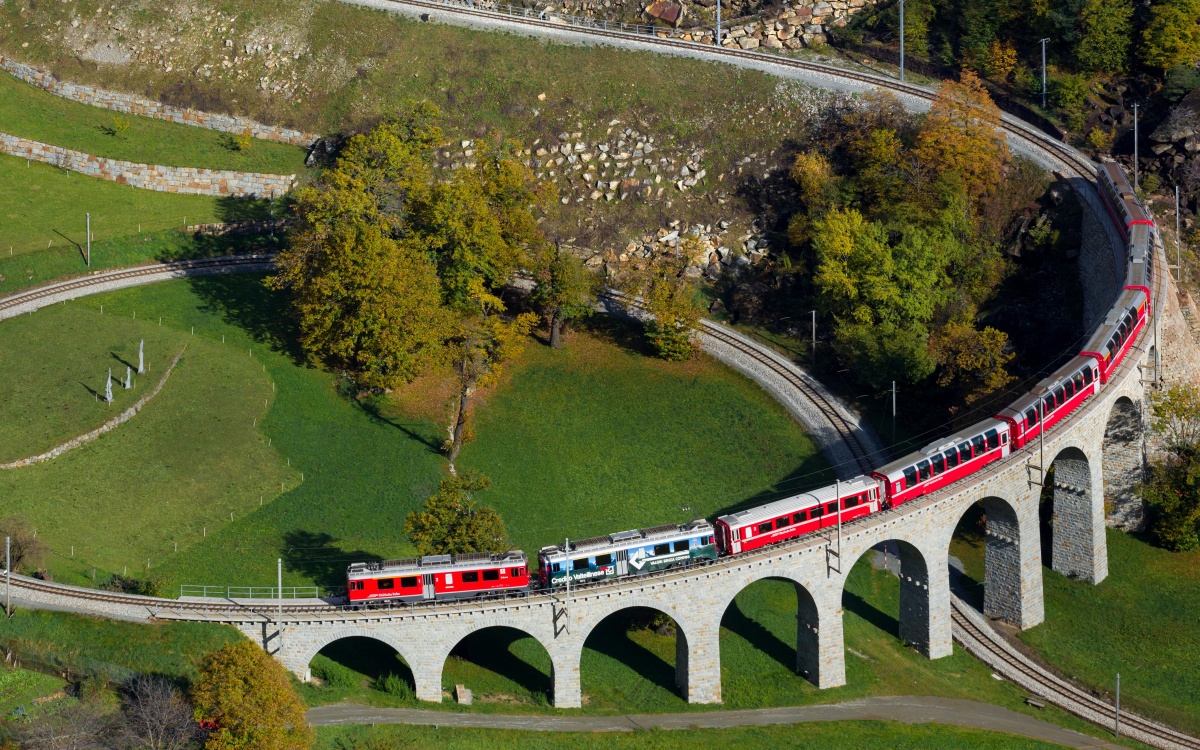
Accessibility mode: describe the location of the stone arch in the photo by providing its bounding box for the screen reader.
[576,598,717,704]
[714,570,826,687]
[947,495,1044,629]
[293,626,422,690]
[1102,395,1145,531]
[1045,444,1108,583]
[440,622,556,706]
[841,537,949,659]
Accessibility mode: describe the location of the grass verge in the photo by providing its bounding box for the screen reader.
[0,72,308,175]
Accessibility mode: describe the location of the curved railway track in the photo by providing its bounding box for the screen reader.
[0,25,1190,744]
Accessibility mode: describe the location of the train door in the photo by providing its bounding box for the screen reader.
[422,573,435,600]
[615,549,629,576]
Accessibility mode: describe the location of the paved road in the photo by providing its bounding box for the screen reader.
[307,696,1123,748]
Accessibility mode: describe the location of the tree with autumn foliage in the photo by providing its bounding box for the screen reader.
[633,250,704,361]
[191,642,313,750]
[1140,0,1200,72]
[530,243,598,348]
[928,320,1016,408]
[404,471,509,555]
[913,71,1009,208]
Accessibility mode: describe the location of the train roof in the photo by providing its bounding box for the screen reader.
[347,550,526,579]
[715,475,877,528]
[1098,160,1134,198]
[998,356,1096,417]
[872,417,1008,480]
[1081,288,1147,354]
[1123,197,1153,226]
[537,519,714,560]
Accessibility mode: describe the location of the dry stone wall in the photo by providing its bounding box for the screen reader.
[0,55,318,148]
[0,133,295,197]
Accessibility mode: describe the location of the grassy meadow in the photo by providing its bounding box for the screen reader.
[0,73,308,175]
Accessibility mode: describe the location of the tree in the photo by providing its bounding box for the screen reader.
[444,285,539,465]
[928,320,1016,407]
[0,516,45,573]
[115,676,197,750]
[913,71,1009,207]
[1138,385,1200,551]
[636,252,704,361]
[191,642,313,750]
[530,244,598,348]
[16,701,111,750]
[270,104,452,390]
[404,472,509,555]
[1140,0,1200,72]
[1150,384,1200,458]
[1076,0,1133,72]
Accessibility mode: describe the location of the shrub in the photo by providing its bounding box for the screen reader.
[1086,126,1115,151]
[374,672,412,699]
[100,574,165,598]
[191,642,313,750]
[309,655,360,689]
[1051,73,1090,131]
[1143,173,1162,195]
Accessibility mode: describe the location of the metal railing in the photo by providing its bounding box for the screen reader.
[180,584,330,599]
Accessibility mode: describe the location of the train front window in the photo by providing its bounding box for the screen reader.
[400,576,418,588]
[552,563,561,573]
[674,540,690,552]
[596,553,613,566]
[932,454,945,473]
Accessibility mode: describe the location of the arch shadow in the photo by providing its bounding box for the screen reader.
[842,539,931,654]
[582,606,684,700]
[1043,444,1102,581]
[308,635,416,696]
[1102,396,1144,530]
[443,626,554,705]
[719,576,823,686]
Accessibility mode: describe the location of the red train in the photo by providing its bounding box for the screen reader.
[346,161,1155,602]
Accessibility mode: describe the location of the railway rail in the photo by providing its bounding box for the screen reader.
[0,21,1190,744]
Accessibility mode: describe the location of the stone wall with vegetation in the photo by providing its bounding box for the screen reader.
[0,132,295,197]
[0,55,318,147]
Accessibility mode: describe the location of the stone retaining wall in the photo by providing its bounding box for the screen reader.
[0,55,318,148]
[0,133,295,197]
[0,348,185,470]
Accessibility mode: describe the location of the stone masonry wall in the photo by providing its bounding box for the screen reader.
[0,133,294,197]
[0,56,318,148]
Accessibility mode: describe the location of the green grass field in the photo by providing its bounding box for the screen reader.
[0,153,229,256]
[0,667,65,718]
[0,73,308,175]
[315,722,1068,750]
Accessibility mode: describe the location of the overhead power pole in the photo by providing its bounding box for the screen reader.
[86,213,91,267]
[1133,103,1140,190]
[898,0,905,83]
[1039,39,1049,109]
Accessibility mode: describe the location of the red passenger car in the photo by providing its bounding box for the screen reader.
[1079,289,1148,384]
[996,356,1100,450]
[346,551,529,604]
[872,418,1011,508]
[715,476,880,555]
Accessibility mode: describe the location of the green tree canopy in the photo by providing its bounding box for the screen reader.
[635,248,705,361]
[1141,0,1200,71]
[1139,385,1200,551]
[531,243,598,348]
[1076,0,1133,72]
[404,472,510,555]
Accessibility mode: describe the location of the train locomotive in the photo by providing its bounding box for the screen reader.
[347,160,1155,604]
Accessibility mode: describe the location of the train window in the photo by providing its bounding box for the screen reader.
[972,435,986,455]
[400,576,419,588]
[1083,368,1094,385]
[377,578,395,590]
[932,454,945,474]
[844,495,859,508]
[956,443,971,463]
[757,521,773,534]
[462,572,480,583]
[572,558,590,571]
[511,567,525,577]
[1063,380,1075,399]
[552,563,561,572]
[446,574,453,585]
[917,460,931,481]
[654,543,671,555]
[903,466,918,486]
[985,430,999,450]
[1002,433,1008,444]
[1073,373,1085,392]
[1043,395,1054,414]
[1025,408,1038,426]
[674,540,690,552]
[1053,387,1064,408]
[350,581,363,591]
[483,569,500,581]
[945,449,959,469]
[596,554,613,566]
[826,502,838,515]
[811,506,825,518]
[792,511,807,524]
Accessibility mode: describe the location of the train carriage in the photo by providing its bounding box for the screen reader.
[347,551,529,604]
[1079,288,1149,383]
[538,520,716,588]
[1097,161,1154,242]
[714,475,879,555]
[872,418,1011,507]
[997,355,1100,451]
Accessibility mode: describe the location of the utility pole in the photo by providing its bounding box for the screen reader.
[277,557,283,650]
[811,310,816,362]
[891,381,897,448]
[1133,103,1140,190]
[5,537,9,618]
[715,0,721,48]
[85,213,91,267]
[1177,185,1183,282]
[898,0,905,83]
[1039,39,1049,110]
[1115,673,1121,739]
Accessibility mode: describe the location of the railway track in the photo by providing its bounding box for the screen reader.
[0,27,1188,744]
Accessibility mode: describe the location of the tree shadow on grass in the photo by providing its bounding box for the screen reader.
[449,627,552,699]
[319,636,416,688]
[842,590,899,638]
[712,455,839,520]
[584,609,678,696]
[354,396,444,455]
[575,314,658,358]
[281,530,383,588]
[721,599,796,673]
[185,272,306,364]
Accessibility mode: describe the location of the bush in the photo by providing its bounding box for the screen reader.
[374,672,413,699]
[1164,65,1200,101]
[309,655,361,689]
[1143,173,1162,195]
[1052,73,1090,132]
[100,574,165,598]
